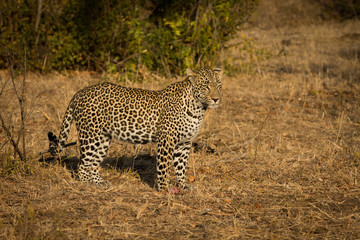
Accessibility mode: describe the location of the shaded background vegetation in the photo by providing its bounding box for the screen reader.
[0,0,359,79]
[0,0,258,78]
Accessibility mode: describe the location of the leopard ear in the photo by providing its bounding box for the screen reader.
[186,68,196,84]
[213,67,222,79]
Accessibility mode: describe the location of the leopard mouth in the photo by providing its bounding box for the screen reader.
[204,99,220,109]
[207,103,219,109]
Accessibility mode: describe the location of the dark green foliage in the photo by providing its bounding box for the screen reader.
[319,0,360,20]
[0,0,258,77]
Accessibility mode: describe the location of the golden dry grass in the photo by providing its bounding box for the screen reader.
[1,2,360,239]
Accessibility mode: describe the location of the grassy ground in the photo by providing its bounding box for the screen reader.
[1,1,360,239]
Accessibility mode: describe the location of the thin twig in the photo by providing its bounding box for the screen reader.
[336,111,344,145]
[1,45,28,161]
[308,202,337,222]
[22,46,27,159]
[0,113,24,160]
[253,112,270,163]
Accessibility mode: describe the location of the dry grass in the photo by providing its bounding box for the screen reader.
[1,1,360,239]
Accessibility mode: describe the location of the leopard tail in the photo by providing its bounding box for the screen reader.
[48,103,75,156]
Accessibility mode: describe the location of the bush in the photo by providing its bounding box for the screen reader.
[319,0,360,20]
[0,0,258,77]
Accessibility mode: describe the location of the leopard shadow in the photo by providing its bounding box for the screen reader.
[39,154,156,187]
[102,154,156,187]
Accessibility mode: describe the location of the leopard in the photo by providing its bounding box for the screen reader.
[48,67,222,190]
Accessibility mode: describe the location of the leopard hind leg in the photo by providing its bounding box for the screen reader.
[78,134,112,188]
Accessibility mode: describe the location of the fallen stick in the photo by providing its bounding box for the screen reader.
[39,141,77,155]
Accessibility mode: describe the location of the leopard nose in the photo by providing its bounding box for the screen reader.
[212,97,220,103]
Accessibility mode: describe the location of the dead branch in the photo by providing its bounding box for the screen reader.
[0,44,28,161]
[0,113,24,160]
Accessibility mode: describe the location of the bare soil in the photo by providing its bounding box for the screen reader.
[1,2,360,239]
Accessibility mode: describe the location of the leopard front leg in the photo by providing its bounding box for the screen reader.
[156,133,176,191]
[174,141,191,189]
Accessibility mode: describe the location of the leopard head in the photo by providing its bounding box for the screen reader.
[186,67,222,109]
